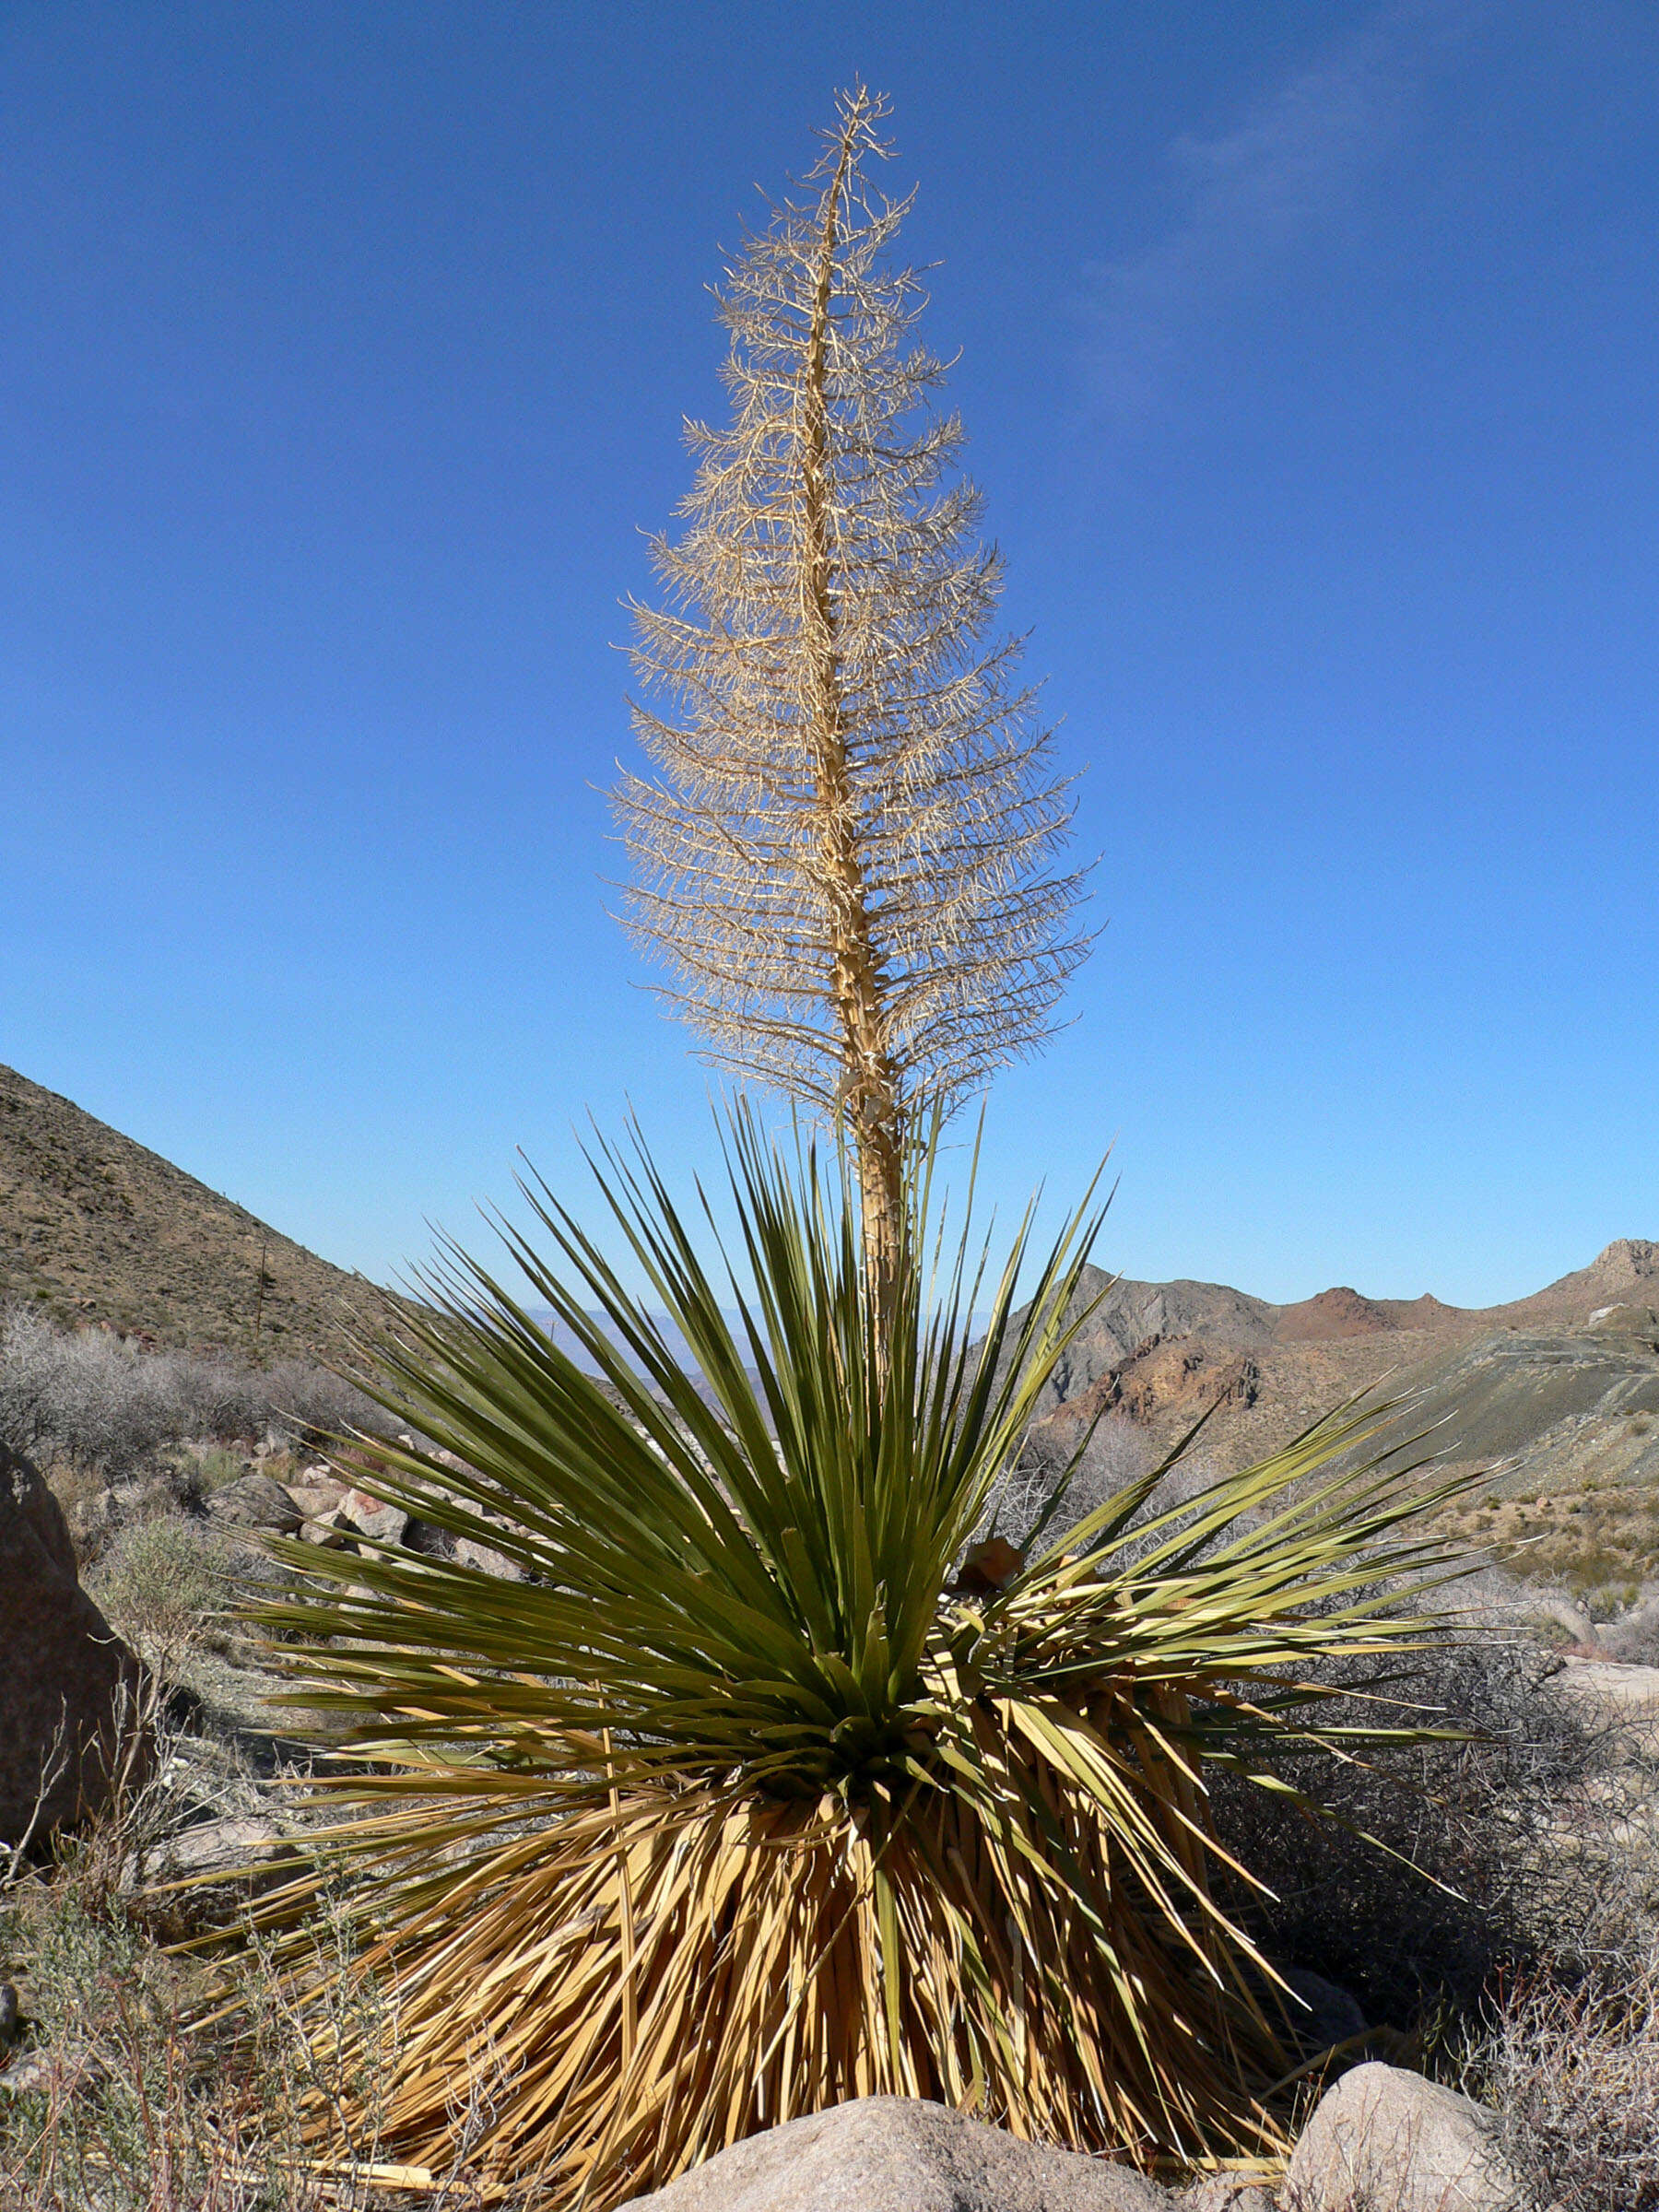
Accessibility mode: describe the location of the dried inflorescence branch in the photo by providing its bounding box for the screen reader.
[616,88,1089,1280]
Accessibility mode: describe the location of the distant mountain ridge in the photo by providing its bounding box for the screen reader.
[1044,1239,1659,1371]
[535,1306,748,1381]
[0,1063,371,1357]
[1030,1240,1659,1496]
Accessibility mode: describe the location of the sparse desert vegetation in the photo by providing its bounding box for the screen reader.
[1431,1475,1659,1615]
[0,1302,389,1567]
[6,1229,1659,2211]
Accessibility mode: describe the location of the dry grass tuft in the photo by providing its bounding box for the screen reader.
[1461,1967,1659,2211]
[0,1700,500,2211]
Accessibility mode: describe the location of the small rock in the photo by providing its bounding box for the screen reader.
[618,2096,1170,2210]
[1285,2061,1524,2212]
[339,1488,410,1547]
[1177,2180,1276,2212]
[153,1813,296,1886]
[455,1535,525,1582]
[299,1507,354,1548]
[0,1984,18,2046]
[207,1473,304,1534]
[0,2051,53,2099]
[0,2046,108,2100]
[285,1478,347,1519]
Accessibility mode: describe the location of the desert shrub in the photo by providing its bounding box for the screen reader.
[239,1115,1477,2203]
[1208,1634,1659,2036]
[0,1671,479,2211]
[186,1443,251,1499]
[0,1311,182,1480]
[0,1877,241,2212]
[165,1354,389,1454]
[977,1409,1150,1540]
[1577,1574,1642,1618]
[0,1863,419,2210]
[0,1306,391,1486]
[255,1360,387,1453]
[155,1350,268,1447]
[1460,1966,1659,2212]
[88,1519,237,1671]
[981,1414,1244,1573]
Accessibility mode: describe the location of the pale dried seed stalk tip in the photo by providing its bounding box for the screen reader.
[616,88,1089,1283]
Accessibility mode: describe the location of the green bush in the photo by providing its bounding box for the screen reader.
[88,1518,235,1665]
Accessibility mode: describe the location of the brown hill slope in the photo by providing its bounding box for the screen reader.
[0,1064,371,1357]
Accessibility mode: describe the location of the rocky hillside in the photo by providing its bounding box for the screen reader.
[1030,1239,1659,1501]
[0,1063,371,1357]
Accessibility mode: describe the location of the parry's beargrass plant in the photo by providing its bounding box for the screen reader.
[239,1112,1476,2205]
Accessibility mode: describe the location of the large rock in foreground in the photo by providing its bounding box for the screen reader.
[0,1442,146,1845]
[1284,2062,1524,2212]
[620,2097,1170,2212]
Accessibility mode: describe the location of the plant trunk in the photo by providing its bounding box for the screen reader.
[799,113,905,1334]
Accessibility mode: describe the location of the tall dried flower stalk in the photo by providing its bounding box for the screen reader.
[616,88,1089,1292]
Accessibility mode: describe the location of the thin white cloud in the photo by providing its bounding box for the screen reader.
[1088,1,1485,417]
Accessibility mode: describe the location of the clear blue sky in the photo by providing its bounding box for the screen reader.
[4,1,1654,1308]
